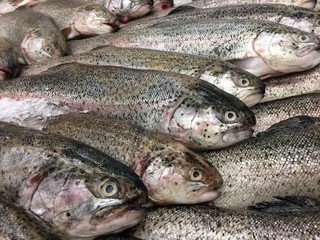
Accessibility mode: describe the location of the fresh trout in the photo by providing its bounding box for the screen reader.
[0,63,256,150]
[43,113,223,205]
[32,0,119,39]
[21,46,265,107]
[129,196,320,239]
[252,93,320,134]
[124,4,320,38]
[0,37,20,80]
[203,116,320,209]
[0,122,148,239]
[0,194,61,239]
[262,64,320,103]
[0,8,69,64]
[69,19,320,79]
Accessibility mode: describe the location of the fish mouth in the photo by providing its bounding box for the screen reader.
[103,21,120,32]
[128,4,153,19]
[153,1,173,10]
[222,125,253,146]
[0,66,13,80]
[186,186,221,204]
[296,44,320,57]
[238,88,265,107]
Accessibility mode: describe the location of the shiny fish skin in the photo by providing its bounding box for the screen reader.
[0,37,20,80]
[0,8,69,64]
[21,46,265,107]
[0,194,61,240]
[44,113,223,205]
[203,116,320,209]
[124,4,320,38]
[0,121,148,239]
[32,0,119,40]
[0,63,256,150]
[252,93,320,134]
[69,19,320,79]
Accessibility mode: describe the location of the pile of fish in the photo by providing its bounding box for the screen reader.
[0,0,319,239]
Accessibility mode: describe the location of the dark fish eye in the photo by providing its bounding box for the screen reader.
[298,35,309,42]
[316,20,320,26]
[189,168,203,181]
[240,78,250,87]
[99,179,118,197]
[224,111,237,122]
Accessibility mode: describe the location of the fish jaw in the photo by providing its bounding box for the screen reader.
[293,0,317,9]
[0,66,13,80]
[139,146,223,205]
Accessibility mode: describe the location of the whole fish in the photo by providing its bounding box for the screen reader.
[21,46,265,107]
[129,196,320,239]
[0,122,148,239]
[32,0,119,39]
[0,194,61,239]
[69,19,320,79]
[0,63,256,150]
[187,0,319,10]
[252,93,320,134]
[43,113,223,205]
[0,8,69,64]
[104,0,154,23]
[124,4,320,38]
[262,64,320,103]
[0,37,20,80]
[203,116,320,209]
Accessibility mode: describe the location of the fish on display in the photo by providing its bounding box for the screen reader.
[124,4,320,37]
[43,113,223,205]
[129,196,320,239]
[262,64,320,103]
[21,46,265,107]
[0,63,256,150]
[0,8,69,64]
[69,19,320,79]
[0,193,61,239]
[252,93,320,133]
[104,0,154,23]
[32,0,120,39]
[0,121,148,239]
[0,37,20,80]
[203,116,320,209]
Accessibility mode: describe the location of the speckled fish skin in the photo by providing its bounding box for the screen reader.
[21,46,265,107]
[203,116,320,209]
[32,0,119,40]
[0,121,148,239]
[0,37,20,80]
[262,64,320,103]
[0,8,69,65]
[187,0,318,10]
[69,19,320,79]
[125,4,320,38]
[0,0,45,14]
[0,63,256,150]
[252,93,320,134]
[0,194,62,240]
[129,199,320,239]
[43,113,223,205]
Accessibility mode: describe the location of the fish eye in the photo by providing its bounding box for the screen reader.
[189,168,203,181]
[298,35,310,42]
[239,78,250,87]
[224,111,237,122]
[99,179,118,197]
[316,19,320,26]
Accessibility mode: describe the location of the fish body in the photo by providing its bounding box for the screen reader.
[0,37,20,80]
[70,18,320,79]
[0,121,148,238]
[203,116,320,209]
[21,46,265,107]
[43,113,223,205]
[0,8,69,64]
[0,63,256,150]
[32,0,119,39]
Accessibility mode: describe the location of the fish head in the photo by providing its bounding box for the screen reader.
[162,80,256,150]
[24,153,148,238]
[0,38,20,80]
[139,144,223,205]
[72,5,120,36]
[200,63,265,107]
[21,28,69,64]
[253,29,320,78]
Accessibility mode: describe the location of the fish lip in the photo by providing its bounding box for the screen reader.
[104,21,120,32]
[296,44,320,57]
[222,125,254,143]
[127,4,153,19]
[238,89,265,107]
[186,186,221,203]
[0,66,13,79]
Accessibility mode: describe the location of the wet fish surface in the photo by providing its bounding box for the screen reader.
[0,37,20,80]
[21,46,265,107]
[0,8,69,64]
[69,19,320,79]
[0,121,148,239]
[203,116,320,209]
[0,63,256,150]
[44,113,223,205]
